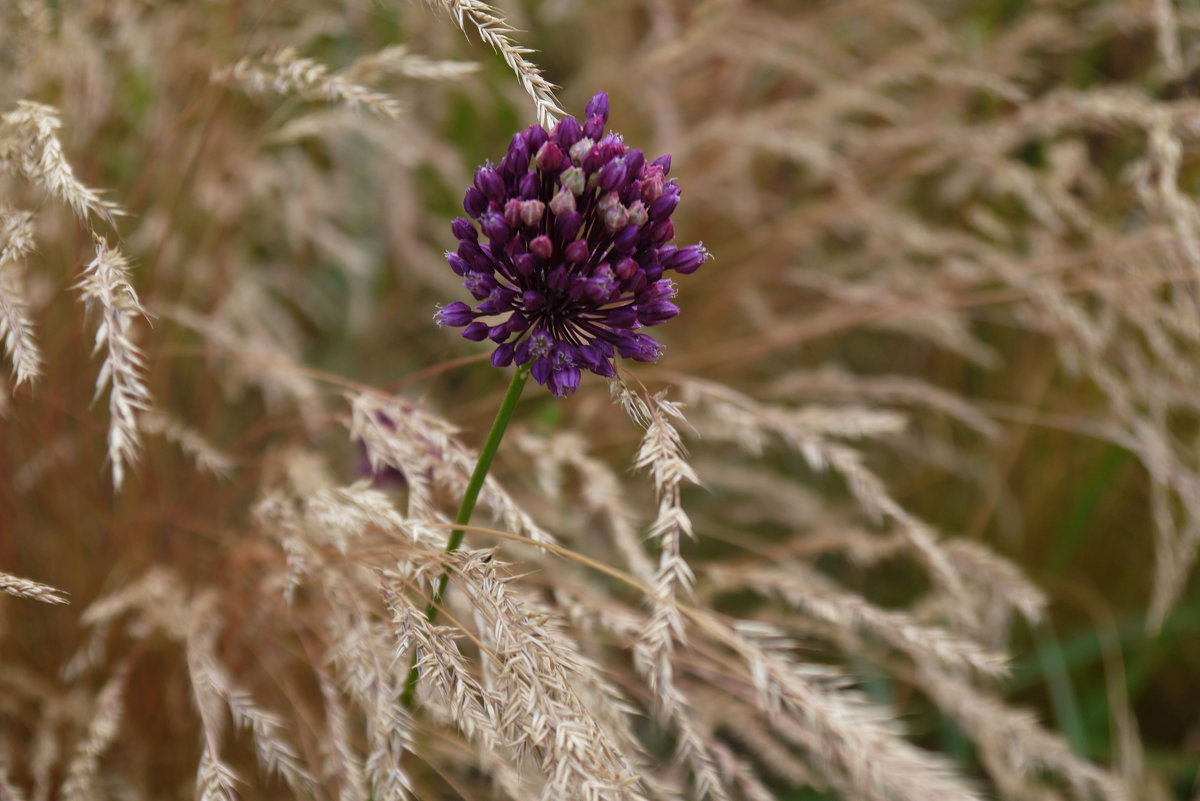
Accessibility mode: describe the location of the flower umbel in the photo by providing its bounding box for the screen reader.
[436,92,708,396]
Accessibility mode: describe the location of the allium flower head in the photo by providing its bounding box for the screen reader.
[436,91,708,396]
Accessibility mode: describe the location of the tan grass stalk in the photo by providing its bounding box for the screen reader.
[74,237,152,491]
[343,45,480,83]
[621,387,729,801]
[0,209,40,385]
[214,48,403,119]
[350,391,554,545]
[711,561,1011,679]
[60,662,130,801]
[0,571,68,605]
[419,549,650,801]
[140,410,236,479]
[917,662,1133,801]
[515,429,656,579]
[706,617,983,801]
[678,376,978,625]
[0,102,118,225]
[423,0,565,128]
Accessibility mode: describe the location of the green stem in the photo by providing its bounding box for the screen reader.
[400,365,529,710]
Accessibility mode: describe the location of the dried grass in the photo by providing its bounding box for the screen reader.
[0,1,1196,800]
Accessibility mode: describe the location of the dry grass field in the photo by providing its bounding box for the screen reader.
[2,1,1200,799]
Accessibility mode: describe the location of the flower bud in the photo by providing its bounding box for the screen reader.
[649,188,680,220]
[556,210,583,241]
[434,301,475,326]
[627,200,648,228]
[464,272,496,300]
[640,170,664,204]
[526,123,548,152]
[474,166,505,203]
[586,273,617,303]
[547,265,569,290]
[551,116,582,150]
[491,342,515,367]
[565,239,590,263]
[649,218,674,245]
[464,186,488,218]
[569,137,594,166]
[503,198,523,228]
[451,217,477,241]
[586,92,610,123]
[479,211,511,244]
[530,235,553,259]
[522,289,544,311]
[623,149,645,183]
[503,132,531,174]
[549,187,576,216]
[518,172,540,199]
[583,113,604,141]
[462,321,490,341]
[611,223,640,251]
[520,200,546,227]
[663,243,708,274]
[598,159,627,192]
[604,204,629,232]
[536,141,564,172]
[560,166,586,195]
[446,252,470,276]
[514,253,536,278]
[638,300,680,325]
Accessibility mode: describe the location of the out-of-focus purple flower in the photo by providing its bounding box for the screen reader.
[435,91,709,397]
[354,413,408,489]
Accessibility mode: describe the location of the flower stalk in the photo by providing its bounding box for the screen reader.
[401,364,529,710]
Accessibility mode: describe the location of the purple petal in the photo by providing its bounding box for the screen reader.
[474,166,505,204]
[519,172,540,199]
[451,217,477,241]
[664,243,709,274]
[556,210,583,241]
[446,252,471,277]
[648,218,675,245]
[479,211,511,244]
[586,92,610,123]
[530,356,552,386]
[551,116,583,150]
[638,300,680,325]
[649,189,680,220]
[492,342,515,367]
[434,301,475,327]
[464,187,488,218]
[536,141,564,172]
[526,124,548,152]
[462,321,490,341]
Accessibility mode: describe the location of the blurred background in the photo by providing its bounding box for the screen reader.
[2,0,1199,799]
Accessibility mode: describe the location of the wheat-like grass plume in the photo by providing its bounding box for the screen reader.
[0,571,68,605]
[0,209,41,385]
[73,237,151,490]
[424,0,565,128]
[0,102,118,226]
[214,48,404,119]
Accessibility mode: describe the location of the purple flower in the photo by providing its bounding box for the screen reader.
[434,91,709,397]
